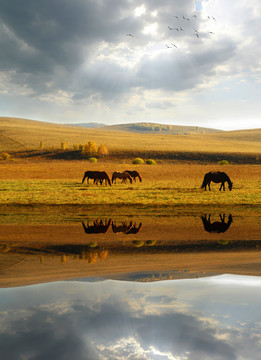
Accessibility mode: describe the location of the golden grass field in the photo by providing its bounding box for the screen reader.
[1,117,261,156]
[0,161,260,206]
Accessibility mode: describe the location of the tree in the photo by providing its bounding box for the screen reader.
[84,141,98,155]
[98,144,109,156]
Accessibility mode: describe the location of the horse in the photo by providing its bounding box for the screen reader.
[94,171,112,186]
[201,214,233,233]
[82,170,97,184]
[125,170,142,182]
[112,171,133,184]
[82,171,111,186]
[82,219,112,234]
[201,171,233,191]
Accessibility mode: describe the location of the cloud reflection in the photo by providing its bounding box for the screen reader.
[0,275,261,359]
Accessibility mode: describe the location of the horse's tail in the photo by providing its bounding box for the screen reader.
[106,173,112,186]
[137,172,142,182]
[111,172,116,184]
[127,173,133,184]
[82,172,87,183]
[201,175,207,189]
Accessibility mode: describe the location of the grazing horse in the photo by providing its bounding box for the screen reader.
[94,171,112,186]
[125,170,142,182]
[112,171,133,184]
[201,214,233,234]
[201,171,233,191]
[82,219,112,234]
[82,171,111,186]
[82,170,97,184]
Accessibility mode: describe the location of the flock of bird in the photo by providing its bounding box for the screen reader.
[126,13,217,49]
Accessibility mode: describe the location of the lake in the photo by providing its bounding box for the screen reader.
[0,204,260,359]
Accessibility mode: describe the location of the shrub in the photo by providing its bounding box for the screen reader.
[146,159,157,165]
[132,158,144,164]
[1,152,11,160]
[61,141,67,150]
[218,160,229,165]
[88,157,97,163]
[84,141,98,155]
[40,141,45,149]
[98,144,109,156]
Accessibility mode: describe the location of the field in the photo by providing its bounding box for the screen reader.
[0,161,260,207]
[0,118,260,162]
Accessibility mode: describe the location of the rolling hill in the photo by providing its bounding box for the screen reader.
[0,117,260,163]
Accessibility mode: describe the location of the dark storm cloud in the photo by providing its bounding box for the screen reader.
[0,0,250,104]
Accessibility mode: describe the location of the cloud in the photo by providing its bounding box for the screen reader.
[0,0,260,128]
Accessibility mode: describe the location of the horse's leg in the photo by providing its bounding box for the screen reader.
[208,182,211,191]
[219,214,225,222]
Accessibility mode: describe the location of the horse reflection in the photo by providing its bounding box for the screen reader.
[125,222,142,234]
[201,214,233,234]
[82,219,112,234]
[112,221,142,234]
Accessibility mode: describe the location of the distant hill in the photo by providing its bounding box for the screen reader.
[67,122,106,128]
[0,117,260,162]
[101,122,223,135]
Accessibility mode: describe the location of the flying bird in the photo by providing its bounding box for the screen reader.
[192,15,197,19]
[195,33,199,38]
[165,44,172,48]
[168,26,173,30]
[173,16,179,19]
[126,33,134,37]
[172,44,178,48]
[209,31,215,34]
[180,27,184,31]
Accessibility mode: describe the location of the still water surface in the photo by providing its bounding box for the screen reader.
[1,275,261,359]
[0,205,260,358]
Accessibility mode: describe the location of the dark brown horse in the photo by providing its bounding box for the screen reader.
[112,171,133,184]
[82,219,112,234]
[125,170,142,182]
[94,171,112,186]
[201,171,233,191]
[82,171,111,186]
[82,170,97,184]
[201,214,233,233]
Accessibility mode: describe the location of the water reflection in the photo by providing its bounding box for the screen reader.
[201,214,233,234]
[112,221,142,234]
[82,219,112,234]
[81,219,143,235]
[1,275,261,360]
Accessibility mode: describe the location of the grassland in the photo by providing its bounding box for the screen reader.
[0,162,260,207]
[0,117,260,161]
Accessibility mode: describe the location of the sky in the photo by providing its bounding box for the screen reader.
[0,0,260,130]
